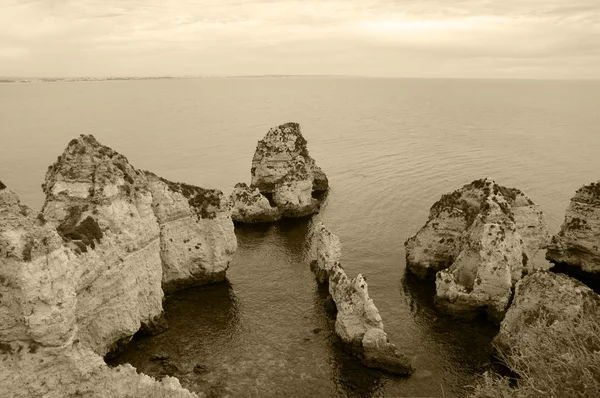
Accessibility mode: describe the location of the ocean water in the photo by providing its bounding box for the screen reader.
[1,77,599,397]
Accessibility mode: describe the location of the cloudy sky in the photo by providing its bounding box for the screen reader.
[1,0,599,78]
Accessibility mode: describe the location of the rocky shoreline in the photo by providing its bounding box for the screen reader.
[1,128,599,397]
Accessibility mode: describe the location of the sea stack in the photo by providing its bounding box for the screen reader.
[0,183,196,398]
[230,122,328,223]
[306,221,413,376]
[546,181,600,286]
[405,178,549,322]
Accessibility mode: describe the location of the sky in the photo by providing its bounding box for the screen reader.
[0,0,599,79]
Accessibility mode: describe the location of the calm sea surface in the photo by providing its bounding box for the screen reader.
[1,78,599,397]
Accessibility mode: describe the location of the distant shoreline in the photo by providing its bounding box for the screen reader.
[2,75,598,84]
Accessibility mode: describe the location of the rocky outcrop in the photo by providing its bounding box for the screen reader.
[250,122,328,193]
[42,135,236,294]
[405,178,549,322]
[306,222,412,375]
[0,185,195,397]
[306,221,341,283]
[230,122,328,222]
[229,183,280,223]
[546,181,600,279]
[493,271,600,358]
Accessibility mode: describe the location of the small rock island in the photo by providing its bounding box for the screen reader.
[405,178,550,322]
[230,122,329,223]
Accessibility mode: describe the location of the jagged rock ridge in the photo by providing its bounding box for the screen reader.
[306,221,413,375]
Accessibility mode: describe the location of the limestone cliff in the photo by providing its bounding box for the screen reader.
[406,178,549,321]
[230,122,328,222]
[546,181,600,278]
[0,185,195,398]
[42,135,236,294]
[306,221,412,375]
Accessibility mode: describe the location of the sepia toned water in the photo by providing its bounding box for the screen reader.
[1,78,599,397]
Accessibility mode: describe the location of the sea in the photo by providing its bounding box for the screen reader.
[1,77,599,397]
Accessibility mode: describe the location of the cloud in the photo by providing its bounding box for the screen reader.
[0,0,598,78]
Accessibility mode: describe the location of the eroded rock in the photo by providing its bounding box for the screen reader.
[546,181,600,281]
[306,222,412,375]
[231,122,328,222]
[493,271,600,358]
[0,184,195,398]
[406,178,549,321]
[42,135,236,294]
[229,182,280,223]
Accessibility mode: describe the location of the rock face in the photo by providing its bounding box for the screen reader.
[306,222,412,376]
[405,178,550,321]
[229,183,280,223]
[250,122,328,193]
[546,181,600,278]
[0,185,196,398]
[493,271,600,358]
[42,135,236,294]
[306,221,342,283]
[230,122,328,222]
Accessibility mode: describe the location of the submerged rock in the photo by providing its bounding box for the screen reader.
[546,181,600,282]
[406,178,549,322]
[229,182,280,223]
[0,184,195,398]
[493,271,600,358]
[42,135,236,294]
[230,122,328,222]
[306,222,413,375]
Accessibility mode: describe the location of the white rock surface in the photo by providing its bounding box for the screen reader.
[0,184,195,398]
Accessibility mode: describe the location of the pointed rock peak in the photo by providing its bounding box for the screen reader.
[0,180,6,190]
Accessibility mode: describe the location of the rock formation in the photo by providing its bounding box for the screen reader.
[230,122,328,222]
[493,271,600,358]
[42,135,236,293]
[306,221,412,376]
[405,178,549,322]
[229,183,280,223]
[0,184,196,397]
[546,181,600,281]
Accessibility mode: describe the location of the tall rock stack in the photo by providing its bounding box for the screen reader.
[230,123,329,223]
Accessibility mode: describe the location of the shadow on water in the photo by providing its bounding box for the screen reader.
[312,278,384,398]
[106,281,242,396]
[401,271,501,394]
